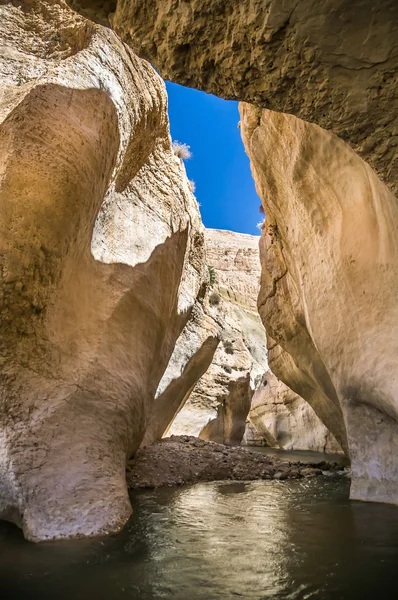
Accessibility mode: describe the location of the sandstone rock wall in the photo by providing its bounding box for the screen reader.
[101,0,398,504]
[167,229,266,445]
[2,1,396,549]
[110,0,398,197]
[0,0,203,541]
[168,229,346,453]
[241,106,398,503]
[245,372,342,454]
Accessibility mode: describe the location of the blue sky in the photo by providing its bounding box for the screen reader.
[166,82,261,235]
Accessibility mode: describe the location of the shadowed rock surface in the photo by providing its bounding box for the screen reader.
[108,0,398,196]
[0,0,203,541]
[245,371,342,454]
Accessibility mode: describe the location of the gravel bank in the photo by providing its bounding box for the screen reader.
[127,435,346,489]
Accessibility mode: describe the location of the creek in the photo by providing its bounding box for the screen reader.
[1,468,398,599]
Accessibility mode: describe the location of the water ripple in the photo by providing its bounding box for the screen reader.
[1,477,398,599]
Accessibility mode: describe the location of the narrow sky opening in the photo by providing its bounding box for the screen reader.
[166,82,262,235]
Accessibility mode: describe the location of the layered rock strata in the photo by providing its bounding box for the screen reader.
[167,229,266,445]
[0,0,203,541]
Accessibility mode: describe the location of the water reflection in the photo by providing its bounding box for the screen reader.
[0,478,398,599]
[245,446,349,467]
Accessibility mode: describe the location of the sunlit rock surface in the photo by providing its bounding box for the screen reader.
[241,106,398,503]
[141,296,220,447]
[167,229,266,445]
[168,229,344,451]
[0,0,203,541]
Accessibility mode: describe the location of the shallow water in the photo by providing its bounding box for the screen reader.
[244,446,349,467]
[1,477,398,599]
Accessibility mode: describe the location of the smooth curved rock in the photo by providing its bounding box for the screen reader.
[0,0,203,540]
[245,371,342,454]
[241,105,398,502]
[141,297,220,447]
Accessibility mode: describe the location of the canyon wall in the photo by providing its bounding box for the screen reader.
[168,229,341,453]
[241,106,398,503]
[0,0,204,541]
[90,0,398,503]
[1,0,396,550]
[168,229,266,445]
[245,372,342,454]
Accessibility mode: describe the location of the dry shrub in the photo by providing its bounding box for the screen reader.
[209,291,220,306]
[172,141,192,160]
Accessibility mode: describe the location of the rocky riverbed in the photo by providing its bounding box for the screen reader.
[127,435,347,488]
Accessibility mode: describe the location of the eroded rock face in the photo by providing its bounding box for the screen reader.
[66,0,398,503]
[168,229,267,445]
[245,372,342,454]
[141,296,220,446]
[168,228,343,451]
[109,0,398,196]
[0,0,203,540]
[241,106,398,503]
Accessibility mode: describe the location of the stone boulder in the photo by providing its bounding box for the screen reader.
[0,0,203,540]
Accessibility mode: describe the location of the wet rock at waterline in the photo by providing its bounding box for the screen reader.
[127,436,345,489]
[0,0,203,541]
